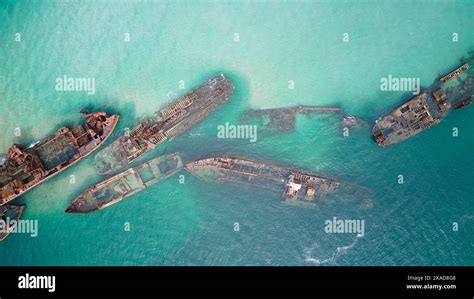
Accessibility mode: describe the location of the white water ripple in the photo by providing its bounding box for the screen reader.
[303,234,363,265]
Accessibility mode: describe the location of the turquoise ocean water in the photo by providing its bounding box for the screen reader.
[0,0,473,265]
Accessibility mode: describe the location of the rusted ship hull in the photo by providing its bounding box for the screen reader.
[454,98,472,110]
[185,157,340,205]
[94,74,234,175]
[0,112,119,205]
[373,54,473,147]
[66,153,183,214]
[0,205,25,241]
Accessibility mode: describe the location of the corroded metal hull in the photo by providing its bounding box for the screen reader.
[0,205,25,241]
[372,54,473,147]
[66,153,183,214]
[185,157,340,206]
[0,112,119,205]
[94,74,234,175]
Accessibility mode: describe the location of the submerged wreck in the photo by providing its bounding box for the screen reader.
[241,105,340,131]
[340,115,367,127]
[94,74,234,175]
[0,205,25,241]
[185,157,341,206]
[0,111,119,205]
[373,54,473,147]
[66,153,183,213]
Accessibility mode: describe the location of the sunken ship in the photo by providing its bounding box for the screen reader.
[373,54,473,147]
[185,157,341,206]
[0,205,25,241]
[94,74,234,175]
[0,111,119,205]
[66,153,183,213]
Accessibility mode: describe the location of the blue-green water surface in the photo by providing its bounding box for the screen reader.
[0,0,473,265]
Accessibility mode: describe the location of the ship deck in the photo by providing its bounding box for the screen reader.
[94,75,233,175]
[67,153,183,213]
[373,54,474,147]
[36,134,79,170]
[0,112,119,206]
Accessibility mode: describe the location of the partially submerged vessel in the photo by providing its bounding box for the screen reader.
[373,54,473,147]
[454,98,472,110]
[241,105,340,131]
[0,111,119,205]
[94,74,234,175]
[341,115,367,127]
[66,153,183,213]
[0,205,25,241]
[185,157,340,206]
